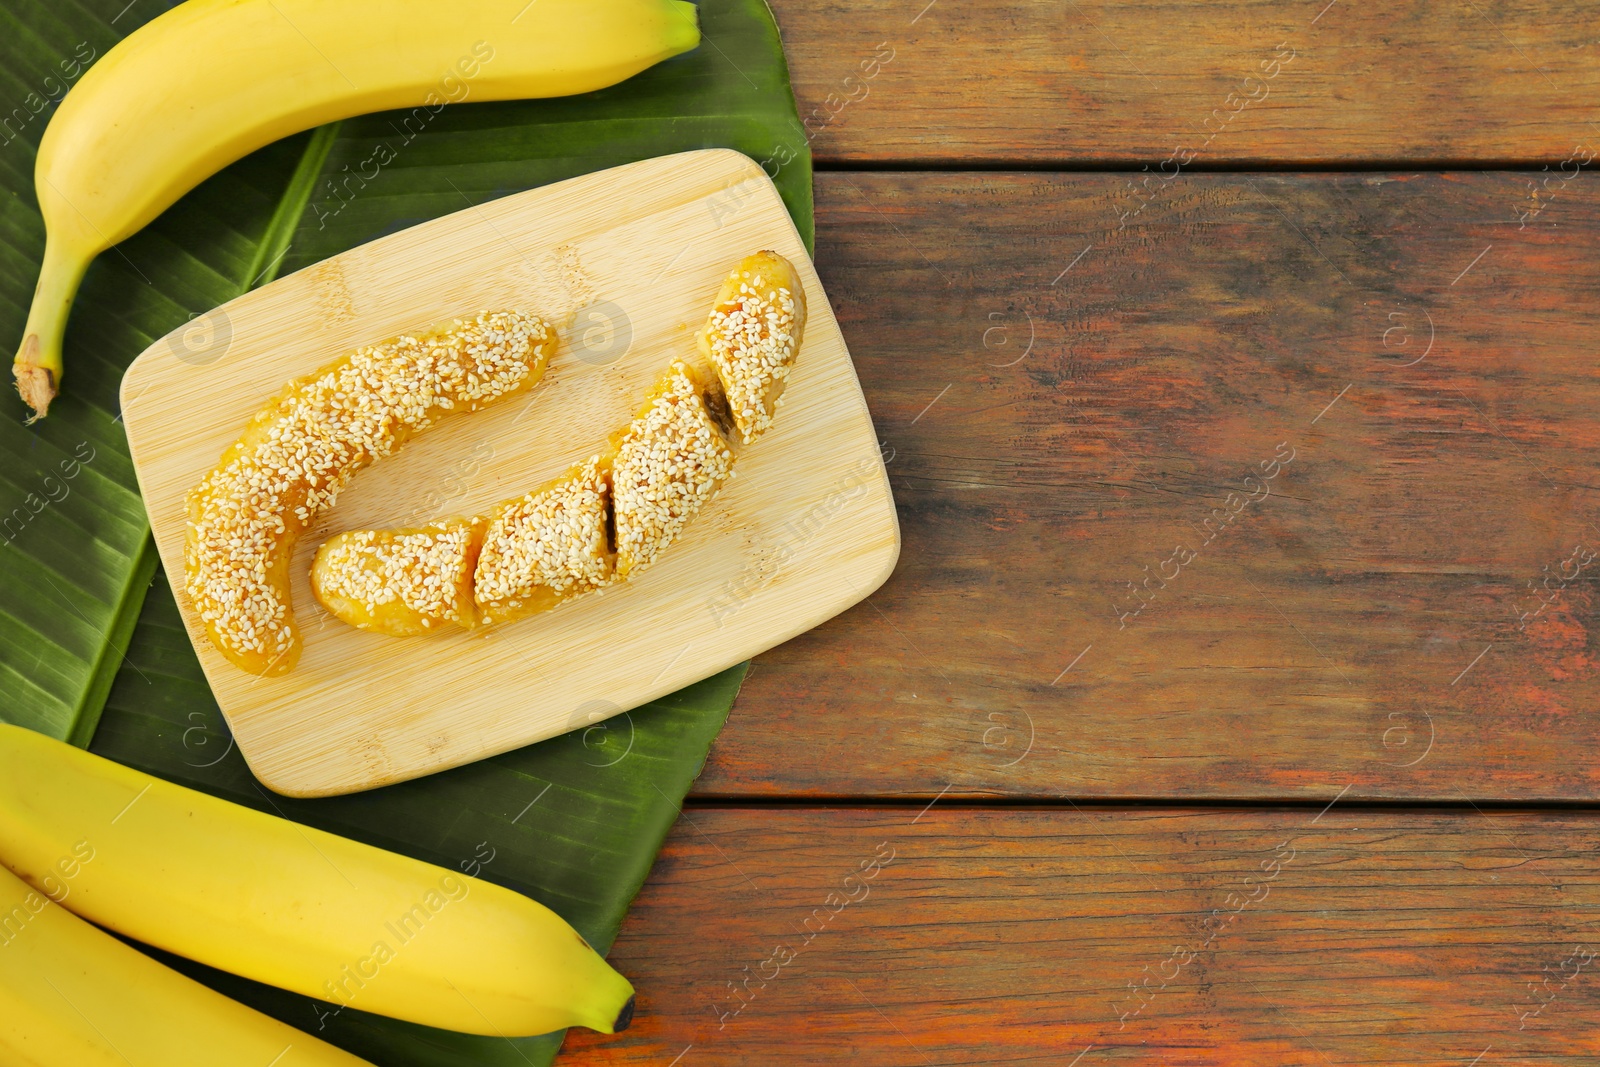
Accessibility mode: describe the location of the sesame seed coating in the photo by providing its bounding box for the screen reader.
[612,360,735,579]
[185,311,552,674]
[697,250,807,446]
[306,254,808,645]
[312,521,480,635]
[475,457,614,624]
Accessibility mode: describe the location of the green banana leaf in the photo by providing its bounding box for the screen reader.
[0,0,811,1063]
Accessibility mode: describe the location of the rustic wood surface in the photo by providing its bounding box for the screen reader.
[697,169,1600,803]
[562,807,1600,1065]
[769,0,1600,166]
[540,2,1600,1061]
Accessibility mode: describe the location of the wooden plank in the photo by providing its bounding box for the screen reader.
[701,169,1600,802]
[561,806,1600,1065]
[769,0,1600,165]
[118,150,896,798]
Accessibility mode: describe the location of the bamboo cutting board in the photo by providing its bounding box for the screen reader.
[119,149,898,798]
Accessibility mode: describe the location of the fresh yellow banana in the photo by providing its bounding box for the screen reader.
[0,724,636,1037]
[0,863,374,1066]
[13,0,700,419]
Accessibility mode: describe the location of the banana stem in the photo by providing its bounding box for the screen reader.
[14,237,91,422]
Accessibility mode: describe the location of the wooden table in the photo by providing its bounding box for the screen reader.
[566,2,1600,1061]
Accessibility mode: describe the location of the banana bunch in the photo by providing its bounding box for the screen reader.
[0,864,373,1065]
[13,0,700,418]
[0,724,635,1061]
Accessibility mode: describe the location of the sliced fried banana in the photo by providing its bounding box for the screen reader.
[307,252,809,641]
[609,358,735,579]
[311,519,484,635]
[312,360,732,627]
[696,250,807,445]
[474,457,615,626]
[185,312,553,674]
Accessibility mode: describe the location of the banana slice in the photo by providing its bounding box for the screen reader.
[311,519,484,635]
[185,312,553,674]
[610,358,735,579]
[475,457,616,626]
[696,250,807,445]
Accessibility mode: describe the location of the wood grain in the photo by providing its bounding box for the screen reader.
[702,169,1600,802]
[560,806,1600,1065]
[769,0,1600,165]
[118,150,897,798]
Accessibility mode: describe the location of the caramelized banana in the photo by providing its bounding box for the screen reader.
[475,457,615,626]
[311,519,483,635]
[696,250,806,445]
[308,252,808,640]
[185,312,553,674]
[609,358,734,579]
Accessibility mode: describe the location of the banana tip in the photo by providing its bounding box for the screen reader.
[612,995,636,1033]
[670,0,701,46]
[13,338,54,421]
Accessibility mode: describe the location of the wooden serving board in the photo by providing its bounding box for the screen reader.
[119,150,898,798]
